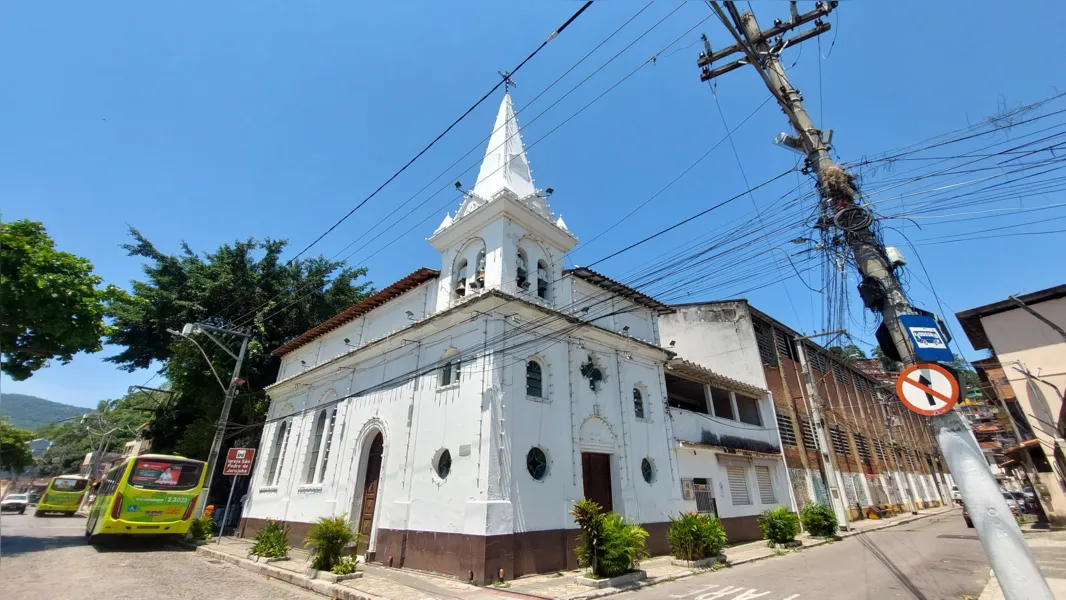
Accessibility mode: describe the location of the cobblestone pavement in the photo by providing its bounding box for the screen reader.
[0,511,321,600]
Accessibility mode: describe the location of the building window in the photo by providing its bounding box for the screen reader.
[833,363,849,386]
[710,387,734,420]
[633,387,645,419]
[317,408,338,483]
[830,426,850,455]
[755,465,776,504]
[693,478,716,514]
[775,329,795,361]
[516,249,530,290]
[807,348,826,372]
[641,458,655,484]
[665,374,708,414]
[267,421,289,486]
[725,465,751,506]
[526,360,543,398]
[735,393,761,425]
[305,410,328,483]
[454,259,468,298]
[753,320,777,365]
[801,417,818,450]
[537,259,550,299]
[439,349,461,387]
[776,412,797,446]
[526,447,548,480]
[475,249,486,289]
[433,448,452,479]
[873,438,887,462]
[855,435,871,462]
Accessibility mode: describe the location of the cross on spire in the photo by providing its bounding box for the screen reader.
[498,70,517,91]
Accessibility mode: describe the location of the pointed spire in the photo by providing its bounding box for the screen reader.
[472,92,536,200]
[435,212,453,234]
[555,215,569,232]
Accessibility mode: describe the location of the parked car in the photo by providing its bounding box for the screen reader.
[1,494,30,514]
[1002,491,1019,513]
[951,485,962,504]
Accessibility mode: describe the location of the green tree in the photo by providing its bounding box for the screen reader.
[948,355,981,394]
[0,220,123,380]
[871,346,902,373]
[0,420,35,473]
[828,344,866,362]
[105,229,372,461]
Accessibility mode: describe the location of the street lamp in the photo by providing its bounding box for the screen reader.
[168,322,252,517]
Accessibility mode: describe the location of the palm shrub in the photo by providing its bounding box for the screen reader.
[330,556,358,575]
[249,520,290,559]
[758,507,800,546]
[571,499,606,577]
[800,502,838,538]
[305,515,357,572]
[188,516,215,542]
[597,514,650,577]
[667,511,728,561]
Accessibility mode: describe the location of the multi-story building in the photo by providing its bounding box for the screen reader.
[659,301,952,524]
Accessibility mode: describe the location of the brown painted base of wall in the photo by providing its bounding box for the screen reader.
[239,514,762,584]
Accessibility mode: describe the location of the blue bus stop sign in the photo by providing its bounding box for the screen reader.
[899,314,954,362]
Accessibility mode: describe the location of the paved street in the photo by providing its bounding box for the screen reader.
[0,511,320,600]
[616,511,992,600]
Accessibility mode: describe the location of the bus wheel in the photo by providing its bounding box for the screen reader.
[33,510,43,518]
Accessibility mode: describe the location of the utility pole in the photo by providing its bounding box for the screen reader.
[793,331,850,529]
[698,3,1051,597]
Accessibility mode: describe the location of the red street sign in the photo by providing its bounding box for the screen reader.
[895,363,960,416]
[223,447,256,476]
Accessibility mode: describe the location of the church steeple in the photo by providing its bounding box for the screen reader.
[472,92,536,201]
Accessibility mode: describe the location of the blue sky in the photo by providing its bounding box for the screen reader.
[3,1,1065,409]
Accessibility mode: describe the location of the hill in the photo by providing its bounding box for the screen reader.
[0,393,91,430]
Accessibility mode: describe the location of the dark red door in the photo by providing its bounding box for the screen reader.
[356,434,383,555]
[581,452,613,512]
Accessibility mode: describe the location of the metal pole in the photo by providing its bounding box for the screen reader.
[219,475,238,545]
[704,4,1054,596]
[199,335,250,517]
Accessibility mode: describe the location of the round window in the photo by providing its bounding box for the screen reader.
[640,458,654,484]
[434,449,452,479]
[526,447,548,480]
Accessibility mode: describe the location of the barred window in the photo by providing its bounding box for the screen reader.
[855,376,869,394]
[801,418,818,450]
[775,329,795,361]
[830,426,851,455]
[807,348,826,372]
[855,435,871,461]
[776,412,797,447]
[833,363,849,386]
[873,439,887,462]
[753,320,777,366]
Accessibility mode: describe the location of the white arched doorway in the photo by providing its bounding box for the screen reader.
[351,428,385,557]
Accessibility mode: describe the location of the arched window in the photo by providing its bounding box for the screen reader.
[475,249,486,289]
[305,410,328,483]
[516,249,530,290]
[633,387,645,419]
[454,259,468,298]
[267,421,289,486]
[537,259,550,299]
[526,360,544,398]
[440,349,461,387]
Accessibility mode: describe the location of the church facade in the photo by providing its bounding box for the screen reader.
[239,93,792,583]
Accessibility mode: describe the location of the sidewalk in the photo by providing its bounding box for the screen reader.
[978,530,1066,600]
[194,505,955,600]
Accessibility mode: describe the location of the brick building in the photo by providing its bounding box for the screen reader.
[659,301,952,522]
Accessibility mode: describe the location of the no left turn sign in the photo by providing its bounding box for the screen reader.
[895,363,960,416]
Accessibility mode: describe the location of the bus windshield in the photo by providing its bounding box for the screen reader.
[127,458,204,492]
[52,478,88,492]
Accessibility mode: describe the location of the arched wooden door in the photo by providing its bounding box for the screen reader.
[356,433,383,556]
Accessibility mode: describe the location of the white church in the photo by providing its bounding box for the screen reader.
[239,92,792,583]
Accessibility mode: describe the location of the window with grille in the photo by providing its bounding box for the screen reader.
[855,435,871,461]
[693,478,716,515]
[726,465,751,506]
[775,329,796,361]
[807,348,826,372]
[830,426,850,455]
[776,412,797,446]
[633,387,645,419]
[873,439,887,462]
[855,376,869,394]
[526,360,544,398]
[753,320,777,365]
[833,363,849,385]
[801,418,818,450]
[755,465,776,504]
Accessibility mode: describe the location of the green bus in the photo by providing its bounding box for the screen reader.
[85,454,206,544]
[35,475,89,517]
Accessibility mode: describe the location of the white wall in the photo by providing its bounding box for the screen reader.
[659,302,770,390]
[674,448,789,518]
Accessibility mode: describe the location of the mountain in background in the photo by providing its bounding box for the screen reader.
[0,393,91,430]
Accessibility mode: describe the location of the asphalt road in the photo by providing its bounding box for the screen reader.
[0,511,320,600]
[615,511,992,600]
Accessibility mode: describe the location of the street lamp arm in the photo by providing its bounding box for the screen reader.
[167,329,229,393]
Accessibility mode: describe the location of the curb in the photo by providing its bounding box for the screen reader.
[195,544,385,600]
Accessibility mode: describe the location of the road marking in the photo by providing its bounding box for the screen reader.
[672,584,797,600]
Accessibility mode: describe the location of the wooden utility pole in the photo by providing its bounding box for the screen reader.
[698,3,1051,597]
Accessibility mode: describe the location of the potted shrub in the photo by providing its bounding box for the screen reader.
[758,507,800,549]
[667,511,728,567]
[571,499,649,589]
[187,516,215,544]
[304,515,361,582]
[800,502,839,539]
[248,520,290,562]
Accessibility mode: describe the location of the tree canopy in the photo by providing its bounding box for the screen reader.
[105,229,373,461]
[0,420,35,474]
[0,220,122,380]
[828,344,866,362]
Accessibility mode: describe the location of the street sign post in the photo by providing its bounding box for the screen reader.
[899,314,955,363]
[895,363,960,416]
[219,448,256,544]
